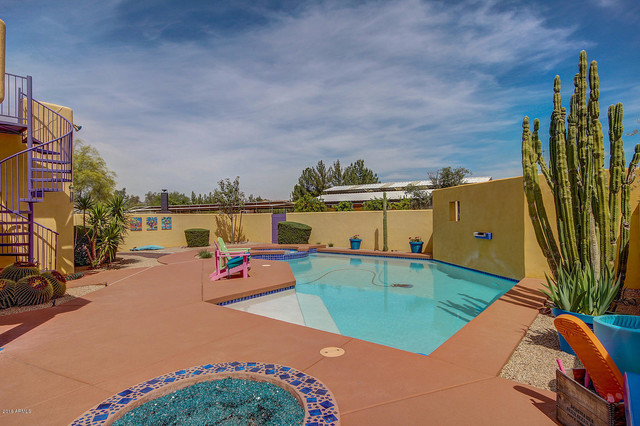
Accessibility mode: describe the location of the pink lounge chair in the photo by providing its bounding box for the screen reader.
[209,243,251,281]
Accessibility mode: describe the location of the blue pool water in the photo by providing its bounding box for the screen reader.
[286,253,515,355]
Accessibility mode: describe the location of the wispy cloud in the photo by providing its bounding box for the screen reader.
[4,0,604,198]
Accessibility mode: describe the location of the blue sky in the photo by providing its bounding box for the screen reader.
[2,0,639,199]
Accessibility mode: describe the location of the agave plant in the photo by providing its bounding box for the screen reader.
[541,265,620,316]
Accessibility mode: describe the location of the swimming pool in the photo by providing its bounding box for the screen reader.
[231,253,515,355]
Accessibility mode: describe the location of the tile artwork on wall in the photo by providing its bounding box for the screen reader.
[146,217,158,231]
[161,217,172,230]
[130,217,142,231]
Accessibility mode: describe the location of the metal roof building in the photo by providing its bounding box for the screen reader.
[318,177,492,206]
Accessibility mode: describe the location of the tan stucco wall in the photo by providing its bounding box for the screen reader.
[86,210,434,254]
[287,210,433,253]
[76,213,273,251]
[433,175,640,288]
[433,177,526,280]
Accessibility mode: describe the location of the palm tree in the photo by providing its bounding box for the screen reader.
[74,195,94,231]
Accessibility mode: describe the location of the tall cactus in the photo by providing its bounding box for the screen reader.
[522,50,640,289]
[383,191,388,252]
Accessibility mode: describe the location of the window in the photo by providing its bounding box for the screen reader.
[449,201,460,222]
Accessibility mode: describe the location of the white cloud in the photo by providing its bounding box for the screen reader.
[10,0,585,199]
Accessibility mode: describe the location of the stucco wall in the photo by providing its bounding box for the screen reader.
[287,210,433,253]
[433,177,526,280]
[433,175,640,288]
[77,213,272,251]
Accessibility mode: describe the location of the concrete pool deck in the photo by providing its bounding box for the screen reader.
[0,249,556,425]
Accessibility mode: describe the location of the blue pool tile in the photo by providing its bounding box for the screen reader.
[306,397,317,403]
[164,377,176,383]
[96,403,111,410]
[308,409,322,416]
[315,389,327,395]
[92,413,108,422]
[300,387,312,394]
[117,397,132,405]
[324,414,338,422]
[139,386,154,393]
[146,379,160,384]
[291,380,302,386]
[320,400,334,408]
[265,369,275,375]
[118,389,133,397]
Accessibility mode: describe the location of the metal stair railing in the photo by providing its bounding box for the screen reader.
[0,73,28,127]
[0,73,72,268]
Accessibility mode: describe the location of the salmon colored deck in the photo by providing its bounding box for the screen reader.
[0,249,556,425]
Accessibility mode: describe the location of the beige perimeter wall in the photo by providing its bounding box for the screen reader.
[89,210,434,254]
[433,175,640,288]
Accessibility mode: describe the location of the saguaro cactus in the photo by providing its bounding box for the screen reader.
[522,51,640,288]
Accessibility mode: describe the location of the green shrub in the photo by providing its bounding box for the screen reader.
[0,262,40,282]
[294,194,327,212]
[336,201,353,211]
[65,272,85,281]
[74,226,91,267]
[185,228,210,247]
[278,221,312,244]
[363,198,383,210]
[198,250,213,259]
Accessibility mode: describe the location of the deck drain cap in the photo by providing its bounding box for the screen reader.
[320,347,345,357]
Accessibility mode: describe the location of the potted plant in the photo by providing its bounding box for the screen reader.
[542,265,620,355]
[409,236,423,253]
[349,234,362,250]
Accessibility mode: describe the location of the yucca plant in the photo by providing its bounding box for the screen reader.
[541,265,620,316]
[82,194,131,267]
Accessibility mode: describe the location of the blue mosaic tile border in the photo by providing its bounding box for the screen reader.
[320,252,517,282]
[217,285,295,306]
[72,362,339,426]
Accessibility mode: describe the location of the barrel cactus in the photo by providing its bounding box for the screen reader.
[15,275,53,306]
[0,279,16,309]
[522,50,640,288]
[0,261,40,282]
[41,270,67,299]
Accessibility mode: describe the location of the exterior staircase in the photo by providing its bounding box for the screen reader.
[0,73,73,270]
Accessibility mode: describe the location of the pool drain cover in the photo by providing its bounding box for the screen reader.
[392,283,413,288]
[320,347,345,357]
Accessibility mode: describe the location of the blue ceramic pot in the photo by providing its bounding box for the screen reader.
[409,241,423,253]
[552,307,595,355]
[349,239,361,250]
[594,315,640,377]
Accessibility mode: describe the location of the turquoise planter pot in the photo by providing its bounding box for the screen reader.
[552,307,595,355]
[594,315,640,377]
[409,241,424,253]
[349,239,361,250]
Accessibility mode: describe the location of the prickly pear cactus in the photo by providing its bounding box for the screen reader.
[0,262,40,282]
[0,279,16,309]
[41,270,67,299]
[15,275,53,306]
